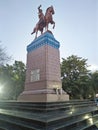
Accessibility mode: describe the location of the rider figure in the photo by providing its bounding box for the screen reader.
[37,5,44,25]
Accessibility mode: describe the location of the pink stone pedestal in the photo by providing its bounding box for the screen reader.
[18,32,69,102]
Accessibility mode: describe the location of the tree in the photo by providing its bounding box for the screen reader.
[90,71,98,97]
[61,55,90,99]
[0,64,14,99]
[0,45,11,66]
[12,61,26,99]
[0,61,26,100]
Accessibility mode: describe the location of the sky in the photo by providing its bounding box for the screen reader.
[0,0,98,71]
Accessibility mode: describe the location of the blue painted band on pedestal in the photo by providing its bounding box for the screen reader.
[27,32,60,53]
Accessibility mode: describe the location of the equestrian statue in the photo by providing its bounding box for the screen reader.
[31,5,55,39]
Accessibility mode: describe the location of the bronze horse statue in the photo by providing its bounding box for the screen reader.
[31,5,55,39]
[45,6,55,31]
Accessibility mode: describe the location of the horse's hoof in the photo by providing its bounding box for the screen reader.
[31,32,34,35]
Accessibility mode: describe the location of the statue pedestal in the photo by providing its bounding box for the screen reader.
[18,93,69,102]
[18,32,69,102]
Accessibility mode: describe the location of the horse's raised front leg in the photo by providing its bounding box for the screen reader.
[31,27,36,35]
[31,28,37,39]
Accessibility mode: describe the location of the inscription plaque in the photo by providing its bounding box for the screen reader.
[31,69,40,82]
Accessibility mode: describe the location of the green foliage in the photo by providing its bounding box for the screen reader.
[0,45,11,65]
[90,71,98,97]
[0,61,26,100]
[61,55,91,99]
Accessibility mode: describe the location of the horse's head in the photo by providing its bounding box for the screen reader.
[46,6,55,15]
[50,6,55,14]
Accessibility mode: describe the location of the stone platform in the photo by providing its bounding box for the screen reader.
[0,100,98,130]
